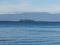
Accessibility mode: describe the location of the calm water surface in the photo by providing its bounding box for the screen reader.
[0,22,60,45]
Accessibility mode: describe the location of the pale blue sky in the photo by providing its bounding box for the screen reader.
[0,0,60,13]
[31,0,60,7]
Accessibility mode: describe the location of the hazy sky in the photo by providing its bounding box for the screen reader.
[0,0,60,21]
[0,0,60,14]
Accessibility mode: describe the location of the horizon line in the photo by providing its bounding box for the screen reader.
[0,12,59,14]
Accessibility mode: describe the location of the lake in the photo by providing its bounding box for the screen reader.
[0,22,60,45]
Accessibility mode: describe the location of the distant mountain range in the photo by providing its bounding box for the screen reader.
[0,12,60,21]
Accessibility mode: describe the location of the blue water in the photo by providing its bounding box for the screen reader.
[0,22,60,45]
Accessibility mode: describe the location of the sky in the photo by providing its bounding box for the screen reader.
[0,0,60,14]
[0,0,60,21]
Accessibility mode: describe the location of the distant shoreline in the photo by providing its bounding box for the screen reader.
[0,20,60,23]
